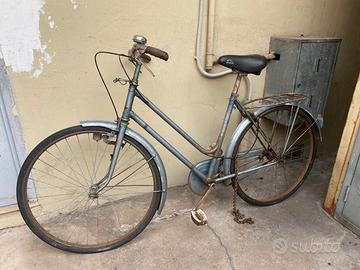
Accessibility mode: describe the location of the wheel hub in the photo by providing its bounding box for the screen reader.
[262,148,277,161]
[88,185,99,199]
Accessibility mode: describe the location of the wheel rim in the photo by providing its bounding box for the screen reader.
[232,106,315,204]
[20,127,160,250]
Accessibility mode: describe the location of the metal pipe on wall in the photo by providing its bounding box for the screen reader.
[205,0,216,70]
[194,0,253,101]
[195,0,232,78]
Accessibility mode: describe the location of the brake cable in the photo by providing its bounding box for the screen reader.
[94,51,133,119]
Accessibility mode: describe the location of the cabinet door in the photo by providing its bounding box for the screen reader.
[295,42,339,118]
[336,129,360,236]
[342,157,360,231]
[264,39,300,96]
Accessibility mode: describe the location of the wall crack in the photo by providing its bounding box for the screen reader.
[207,223,236,270]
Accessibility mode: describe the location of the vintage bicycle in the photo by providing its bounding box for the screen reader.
[17,35,320,253]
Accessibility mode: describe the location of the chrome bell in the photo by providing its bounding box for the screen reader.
[133,35,147,45]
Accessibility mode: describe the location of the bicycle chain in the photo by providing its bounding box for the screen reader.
[232,186,255,225]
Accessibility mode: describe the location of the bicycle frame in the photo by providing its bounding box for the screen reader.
[94,61,267,192]
[81,59,322,213]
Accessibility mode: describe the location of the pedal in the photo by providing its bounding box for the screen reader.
[190,183,214,226]
[191,209,208,226]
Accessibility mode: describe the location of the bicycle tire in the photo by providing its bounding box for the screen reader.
[230,105,317,206]
[17,125,162,253]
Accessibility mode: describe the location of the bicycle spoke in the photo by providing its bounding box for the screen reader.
[102,156,154,195]
[76,135,94,184]
[88,134,97,182]
[65,198,92,243]
[282,105,300,155]
[38,192,88,222]
[93,142,110,181]
[35,191,85,200]
[111,157,146,180]
[65,138,91,186]
[37,158,86,189]
[268,110,280,148]
[32,168,86,192]
[46,149,88,186]
[236,156,261,169]
[284,121,316,155]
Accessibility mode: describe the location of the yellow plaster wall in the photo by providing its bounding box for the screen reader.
[9,0,360,190]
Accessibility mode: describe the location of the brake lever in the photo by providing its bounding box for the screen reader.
[140,59,155,77]
[129,44,155,77]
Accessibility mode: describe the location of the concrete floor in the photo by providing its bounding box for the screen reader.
[1,155,360,270]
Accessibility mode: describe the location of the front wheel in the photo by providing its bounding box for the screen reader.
[230,105,317,206]
[17,125,162,253]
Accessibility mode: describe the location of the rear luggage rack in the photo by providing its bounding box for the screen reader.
[243,93,307,110]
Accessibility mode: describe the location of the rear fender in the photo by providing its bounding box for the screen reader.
[223,105,322,177]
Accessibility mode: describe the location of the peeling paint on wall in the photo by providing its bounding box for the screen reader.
[48,16,55,29]
[70,0,78,9]
[0,0,52,76]
[32,44,54,78]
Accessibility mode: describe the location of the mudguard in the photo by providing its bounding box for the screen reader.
[223,106,322,177]
[80,120,167,214]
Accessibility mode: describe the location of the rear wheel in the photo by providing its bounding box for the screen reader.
[17,125,161,253]
[230,105,317,206]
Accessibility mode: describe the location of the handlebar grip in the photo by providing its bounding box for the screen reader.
[144,46,169,61]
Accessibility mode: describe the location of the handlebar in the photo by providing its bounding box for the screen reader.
[131,35,169,62]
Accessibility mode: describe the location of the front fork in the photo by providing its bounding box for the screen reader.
[92,62,142,194]
[91,121,128,194]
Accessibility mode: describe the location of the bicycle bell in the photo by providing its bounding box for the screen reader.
[133,35,147,45]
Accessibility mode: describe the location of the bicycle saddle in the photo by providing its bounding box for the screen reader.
[218,55,268,75]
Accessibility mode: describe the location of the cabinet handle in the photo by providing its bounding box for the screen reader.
[314,58,321,73]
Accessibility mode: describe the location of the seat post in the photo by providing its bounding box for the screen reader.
[232,73,247,95]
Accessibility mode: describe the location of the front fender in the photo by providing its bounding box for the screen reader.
[223,106,322,177]
[80,120,167,214]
